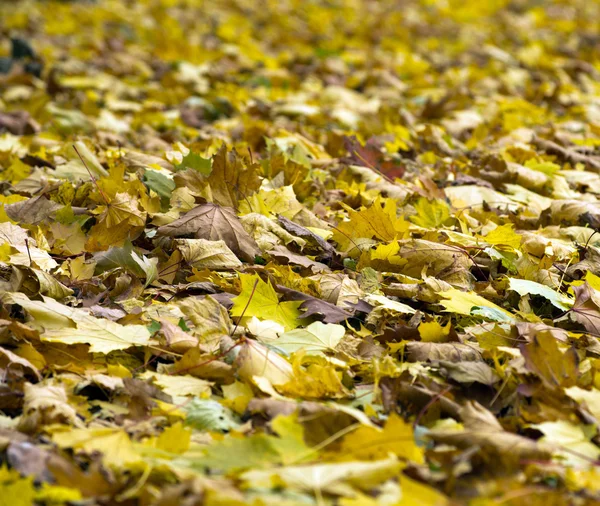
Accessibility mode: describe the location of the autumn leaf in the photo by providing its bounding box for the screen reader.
[339,412,424,463]
[273,321,345,355]
[53,428,143,468]
[175,150,211,174]
[157,203,261,262]
[439,288,515,322]
[231,273,302,331]
[520,331,578,388]
[508,278,573,311]
[410,198,451,229]
[241,457,402,497]
[206,144,261,208]
[332,197,409,253]
[2,292,151,353]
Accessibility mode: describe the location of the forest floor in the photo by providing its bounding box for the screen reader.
[1,0,600,505]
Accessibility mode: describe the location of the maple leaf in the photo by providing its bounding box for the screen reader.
[157,203,260,262]
[332,197,409,253]
[18,382,81,434]
[274,321,345,355]
[175,238,242,269]
[140,372,212,403]
[235,337,295,387]
[231,273,302,331]
[520,331,578,388]
[184,398,241,432]
[571,283,600,336]
[428,402,552,468]
[53,428,143,468]
[410,198,451,229]
[2,292,151,353]
[101,192,146,228]
[94,240,158,286]
[207,145,261,208]
[533,420,600,467]
[276,285,354,323]
[344,135,406,179]
[340,412,424,463]
[241,457,402,497]
[0,467,36,506]
[439,288,515,322]
[508,278,573,311]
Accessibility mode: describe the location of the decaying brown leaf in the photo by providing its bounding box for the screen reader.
[157,203,260,262]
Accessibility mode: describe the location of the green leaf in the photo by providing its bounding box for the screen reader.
[184,398,241,432]
[94,240,158,287]
[508,278,573,311]
[175,151,212,175]
[143,170,176,199]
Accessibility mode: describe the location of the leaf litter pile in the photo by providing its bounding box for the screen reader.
[3,0,600,504]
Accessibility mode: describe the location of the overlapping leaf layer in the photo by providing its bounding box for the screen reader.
[1,0,600,504]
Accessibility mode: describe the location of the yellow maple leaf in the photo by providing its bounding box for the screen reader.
[154,422,191,454]
[410,198,451,229]
[53,428,143,468]
[359,240,408,271]
[338,413,424,464]
[231,273,302,330]
[439,288,515,322]
[479,223,523,250]
[397,474,448,505]
[0,469,35,506]
[103,192,147,228]
[333,197,409,253]
[418,320,451,343]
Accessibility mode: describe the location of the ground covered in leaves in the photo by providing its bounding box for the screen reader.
[3,0,600,504]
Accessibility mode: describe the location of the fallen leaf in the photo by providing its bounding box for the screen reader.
[2,292,151,353]
[18,382,80,433]
[157,203,260,262]
[428,402,552,467]
[340,412,424,463]
[273,321,345,355]
[231,273,302,331]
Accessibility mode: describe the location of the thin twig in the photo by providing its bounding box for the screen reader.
[24,238,32,266]
[73,144,110,205]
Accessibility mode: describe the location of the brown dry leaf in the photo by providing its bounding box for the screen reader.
[428,402,552,468]
[436,360,501,386]
[398,240,474,290]
[18,382,82,433]
[157,203,260,262]
[405,342,482,362]
[277,285,354,323]
[159,319,199,353]
[571,283,600,336]
[5,196,62,225]
[207,145,261,208]
[0,346,41,382]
